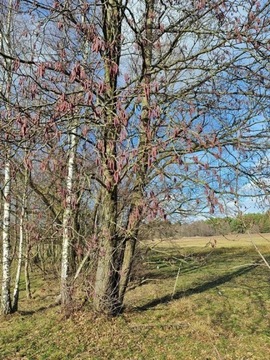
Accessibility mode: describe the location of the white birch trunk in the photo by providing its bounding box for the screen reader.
[24,200,32,299]
[61,125,78,305]
[1,155,12,314]
[1,0,14,315]
[12,167,28,311]
[25,242,32,299]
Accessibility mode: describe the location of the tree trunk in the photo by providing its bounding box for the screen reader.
[117,0,155,307]
[92,0,123,315]
[12,165,28,312]
[11,205,24,312]
[118,237,136,305]
[61,124,78,305]
[93,190,121,315]
[24,203,32,299]
[1,156,12,315]
[25,244,32,300]
[1,0,14,316]
[93,238,121,314]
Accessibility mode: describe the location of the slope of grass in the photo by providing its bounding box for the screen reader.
[1,236,270,359]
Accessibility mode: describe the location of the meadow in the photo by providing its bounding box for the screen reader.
[1,233,270,359]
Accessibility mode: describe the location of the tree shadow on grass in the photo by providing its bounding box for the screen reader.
[136,264,258,312]
[19,302,59,316]
[140,248,258,281]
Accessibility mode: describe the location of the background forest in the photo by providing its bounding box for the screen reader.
[142,212,270,238]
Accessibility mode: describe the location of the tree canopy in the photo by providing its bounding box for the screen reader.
[1,0,270,315]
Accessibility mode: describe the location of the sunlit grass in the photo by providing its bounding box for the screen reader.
[144,232,270,249]
[1,235,270,359]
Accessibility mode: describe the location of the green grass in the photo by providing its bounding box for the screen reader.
[1,236,270,359]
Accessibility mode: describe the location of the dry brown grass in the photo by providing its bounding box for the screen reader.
[144,232,270,248]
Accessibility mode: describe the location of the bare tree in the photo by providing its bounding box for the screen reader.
[0,0,269,315]
[1,0,15,315]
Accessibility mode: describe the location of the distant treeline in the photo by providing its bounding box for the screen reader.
[140,212,270,239]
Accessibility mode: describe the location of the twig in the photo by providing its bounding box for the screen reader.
[171,263,181,299]
[248,232,270,271]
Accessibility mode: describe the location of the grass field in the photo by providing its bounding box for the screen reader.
[1,234,270,359]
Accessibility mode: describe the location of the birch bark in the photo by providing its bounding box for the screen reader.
[1,0,14,315]
[61,124,78,305]
[12,166,29,311]
[1,154,12,314]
